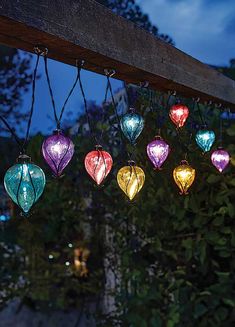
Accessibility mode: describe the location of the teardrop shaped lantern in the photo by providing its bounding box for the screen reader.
[147,135,170,169]
[169,104,189,128]
[211,148,230,173]
[4,155,46,213]
[120,108,144,144]
[173,160,195,195]
[85,145,113,185]
[195,129,215,153]
[117,161,145,200]
[42,130,74,177]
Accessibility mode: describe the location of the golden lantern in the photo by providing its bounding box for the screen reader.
[117,161,145,200]
[173,160,195,195]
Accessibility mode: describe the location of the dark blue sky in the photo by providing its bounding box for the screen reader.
[24,0,235,135]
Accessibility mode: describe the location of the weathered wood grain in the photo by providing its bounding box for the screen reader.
[0,0,235,109]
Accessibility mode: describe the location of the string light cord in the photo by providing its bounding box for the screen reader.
[195,99,206,127]
[78,67,98,144]
[21,53,40,153]
[44,56,80,129]
[219,105,223,147]
[0,116,22,147]
[0,52,40,154]
[106,73,136,161]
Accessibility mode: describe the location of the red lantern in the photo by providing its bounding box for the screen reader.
[85,145,113,185]
[169,104,189,128]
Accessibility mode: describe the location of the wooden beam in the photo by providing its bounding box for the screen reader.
[0,0,235,109]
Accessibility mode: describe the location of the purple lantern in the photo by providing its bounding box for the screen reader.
[42,130,74,177]
[147,136,170,169]
[211,148,230,173]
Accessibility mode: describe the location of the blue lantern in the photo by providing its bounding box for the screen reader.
[4,155,46,214]
[195,129,215,152]
[120,108,144,144]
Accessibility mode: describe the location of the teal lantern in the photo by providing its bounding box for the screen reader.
[4,155,46,214]
[120,108,144,144]
[195,129,215,153]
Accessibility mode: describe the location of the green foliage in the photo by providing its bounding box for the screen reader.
[1,89,235,327]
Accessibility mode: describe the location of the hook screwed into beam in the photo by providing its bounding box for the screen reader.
[104,68,116,77]
[139,81,149,88]
[34,45,48,56]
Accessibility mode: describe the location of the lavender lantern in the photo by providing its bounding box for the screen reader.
[147,136,170,169]
[42,130,74,177]
[211,148,230,173]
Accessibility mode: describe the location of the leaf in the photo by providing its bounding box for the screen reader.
[207,174,221,184]
[199,240,207,264]
[194,303,208,318]
[212,216,224,226]
[222,298,235,307]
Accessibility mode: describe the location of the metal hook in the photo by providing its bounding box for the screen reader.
[139,81,149,88]
[104,68,116,77]
[76,59,85,68]
[34,45,48,56]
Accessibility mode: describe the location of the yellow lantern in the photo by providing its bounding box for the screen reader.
[117,161,145,200]
[173,160,195,195]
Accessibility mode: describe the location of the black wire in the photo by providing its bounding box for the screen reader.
[96,78,110,144]
[107,75,123,140]
[44,56,59,126]
[196,101,205,126]
[219,109,223,147]
[44,56,80,130]
[0,116,22,147]
[21,54,40,152]
[78,68,97,144]
[0,54,40,153]
[59,66,80,123]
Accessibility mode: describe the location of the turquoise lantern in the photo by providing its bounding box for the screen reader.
[195,129,215,153]
[120,108,144,144]
[4,155,46,214]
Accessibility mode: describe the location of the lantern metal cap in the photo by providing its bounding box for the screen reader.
[129,107,136,113]
[154,135,162,140]
[180,160,189,165]
[53,129,62,135]
[95,144,103,151]
[17,154,31,163]
[128,160,136,166]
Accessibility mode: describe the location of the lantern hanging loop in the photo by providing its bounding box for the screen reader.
[0,47,41,154]
[43,55,80,129]
[78,65,97,144]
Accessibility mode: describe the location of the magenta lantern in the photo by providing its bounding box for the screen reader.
[147,136,170,169]
[211,148,230,173]
[42,130,74,177]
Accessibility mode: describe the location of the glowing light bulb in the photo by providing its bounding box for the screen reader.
[195,129,215,152]
[117,161,145,200]
[169,104,189,128]
[147,135,170,169]
[173,160,195,195]
[85,145,113,185]
[211,149,230,173]
[42,130,74,177]
[120,108,144,144]
[4,155,46,213]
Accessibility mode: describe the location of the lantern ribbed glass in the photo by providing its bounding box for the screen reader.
[4,155,46,213]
